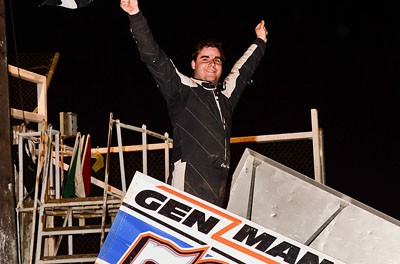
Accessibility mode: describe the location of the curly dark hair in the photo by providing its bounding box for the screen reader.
[191,38,225,63]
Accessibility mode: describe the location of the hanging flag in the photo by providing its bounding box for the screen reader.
[63,133,80,198]
[39,0,94,9]
[74,135,86,198]
[81,134,92,196]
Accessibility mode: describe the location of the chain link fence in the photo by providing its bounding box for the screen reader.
[92,139,315,195]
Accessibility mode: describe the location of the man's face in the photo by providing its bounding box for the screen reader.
[191,47,223,85]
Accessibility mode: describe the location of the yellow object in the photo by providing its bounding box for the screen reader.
[92,151,104,172]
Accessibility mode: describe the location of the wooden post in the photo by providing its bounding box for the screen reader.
[0,0,18,262]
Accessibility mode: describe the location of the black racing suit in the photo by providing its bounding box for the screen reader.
[128,12,266,207]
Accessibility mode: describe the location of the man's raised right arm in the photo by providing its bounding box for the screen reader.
[119,0,181,100]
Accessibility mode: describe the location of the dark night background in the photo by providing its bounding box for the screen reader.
[6,1,399,219]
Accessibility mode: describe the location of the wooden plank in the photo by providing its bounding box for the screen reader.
[42,225,111,235]
[41,253,97,262]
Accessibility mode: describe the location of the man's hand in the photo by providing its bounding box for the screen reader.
[120,0,140,15]
[255,20,268,43]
